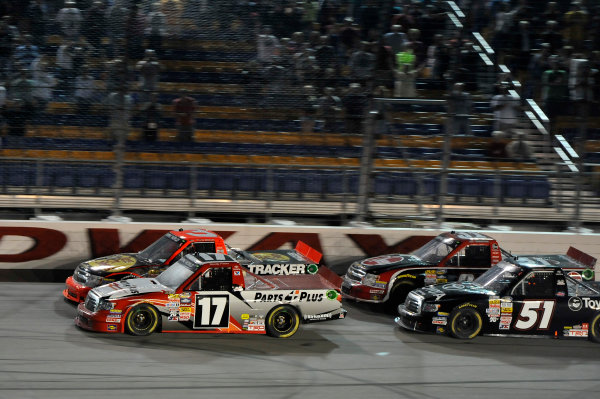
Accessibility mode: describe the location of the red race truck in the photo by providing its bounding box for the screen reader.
[64,228,326,303]
[76,253,346,337]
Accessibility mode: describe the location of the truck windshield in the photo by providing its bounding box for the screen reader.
[474,262,524,294]
[138,234,182,263]
[411,236,459,263]
[156,260,196,289]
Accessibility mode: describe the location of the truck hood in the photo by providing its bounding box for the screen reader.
[412,281,495,302]
[80,253,149,276]
[357,254,431,274]
[91,278,169,300]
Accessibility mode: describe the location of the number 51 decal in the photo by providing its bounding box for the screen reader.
[514,300,556,330]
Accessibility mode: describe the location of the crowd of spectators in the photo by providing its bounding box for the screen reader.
[0,0,598,150]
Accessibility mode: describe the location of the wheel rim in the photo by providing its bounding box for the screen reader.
[132,309,153,330]
[273,311,293,333]
[456,314,475,334]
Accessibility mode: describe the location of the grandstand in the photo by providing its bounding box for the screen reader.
[0,1,599,228]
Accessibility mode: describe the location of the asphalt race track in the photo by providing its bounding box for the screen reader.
[1,283,600,399]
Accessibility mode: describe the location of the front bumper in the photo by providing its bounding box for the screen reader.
[75,303,122,333]
[341,279,386,303]
[63,276,92,303]
[396,305,431,333]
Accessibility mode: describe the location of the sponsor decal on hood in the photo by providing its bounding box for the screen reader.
[84,254,141,274]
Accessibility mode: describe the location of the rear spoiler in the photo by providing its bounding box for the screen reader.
[567,247,597,268]
[295,241,323,263]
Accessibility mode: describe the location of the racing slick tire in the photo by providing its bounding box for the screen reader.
[385,280,414,314]
[125,304,161,336]
[449,305,483,340]
[266,305,300,338]
[590,313,600,343]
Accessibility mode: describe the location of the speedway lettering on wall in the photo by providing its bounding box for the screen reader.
[0,223,598,273]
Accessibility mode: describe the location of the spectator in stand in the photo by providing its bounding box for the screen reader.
[342,82,368,135]
[140,91,161,142]
[394,63,418,98]
[26,0,48,48]
[56,0,83,40]
[56,39,75,96]
[74,65,97,115]
[490,83,521,136]
[491,2,522,58]
[524,43,551,100]
[338,17,359,61]
[348,41,376,90]
[541,55,569,130]
[383,25,406,58]
[539,21,564,54]
[83,1,107,52]
[424,33,448,80]
[0,79,5,134]
[31,58,56,117]
[404,28,426,68]
[13,35,39,70]
[358,0,380,41]
[125,3,146,60]
[5,67,35,137]
[257,25,280,65]
[172,89,197,142]
[448,82,472,135]
[487,130,509,160]
[299,84,318,134]
[136,49,162,102]
[317,86,342,133]
[569,57,596,116]
[106,86,134,141]
[564,1,588,51]
[72,37,94,77]
[506,131,533,161]
[146,2,167,56]
[106,0,128,58]
[314,35,337,75]
[373,38,395,91]
[0,17,18,79]
[510,21,536,79]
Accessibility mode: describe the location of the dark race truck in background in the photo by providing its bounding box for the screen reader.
[342,231,596,311]
[65,228,326,303]
[397,260,600,343]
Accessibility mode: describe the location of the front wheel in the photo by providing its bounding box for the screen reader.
[125,304,160,336]
[384,280,414,314]
[590,313,600,343]
[449,305,482,340]
[266,305,300,338]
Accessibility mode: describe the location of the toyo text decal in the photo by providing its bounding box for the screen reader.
[0,227,67,262]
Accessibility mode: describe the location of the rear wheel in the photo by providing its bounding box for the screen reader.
[449,305,482,340]
[126,304,160,336]
[590,313,600,343]
[266,305,300,338]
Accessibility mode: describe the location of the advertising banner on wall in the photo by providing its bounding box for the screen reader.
[0,221,598,280]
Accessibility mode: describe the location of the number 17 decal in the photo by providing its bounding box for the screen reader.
[194,295,229,329]
[514,300,556,330]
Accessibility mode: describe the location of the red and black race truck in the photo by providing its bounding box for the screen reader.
[342,231,596,311]
[64,228,325,303]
